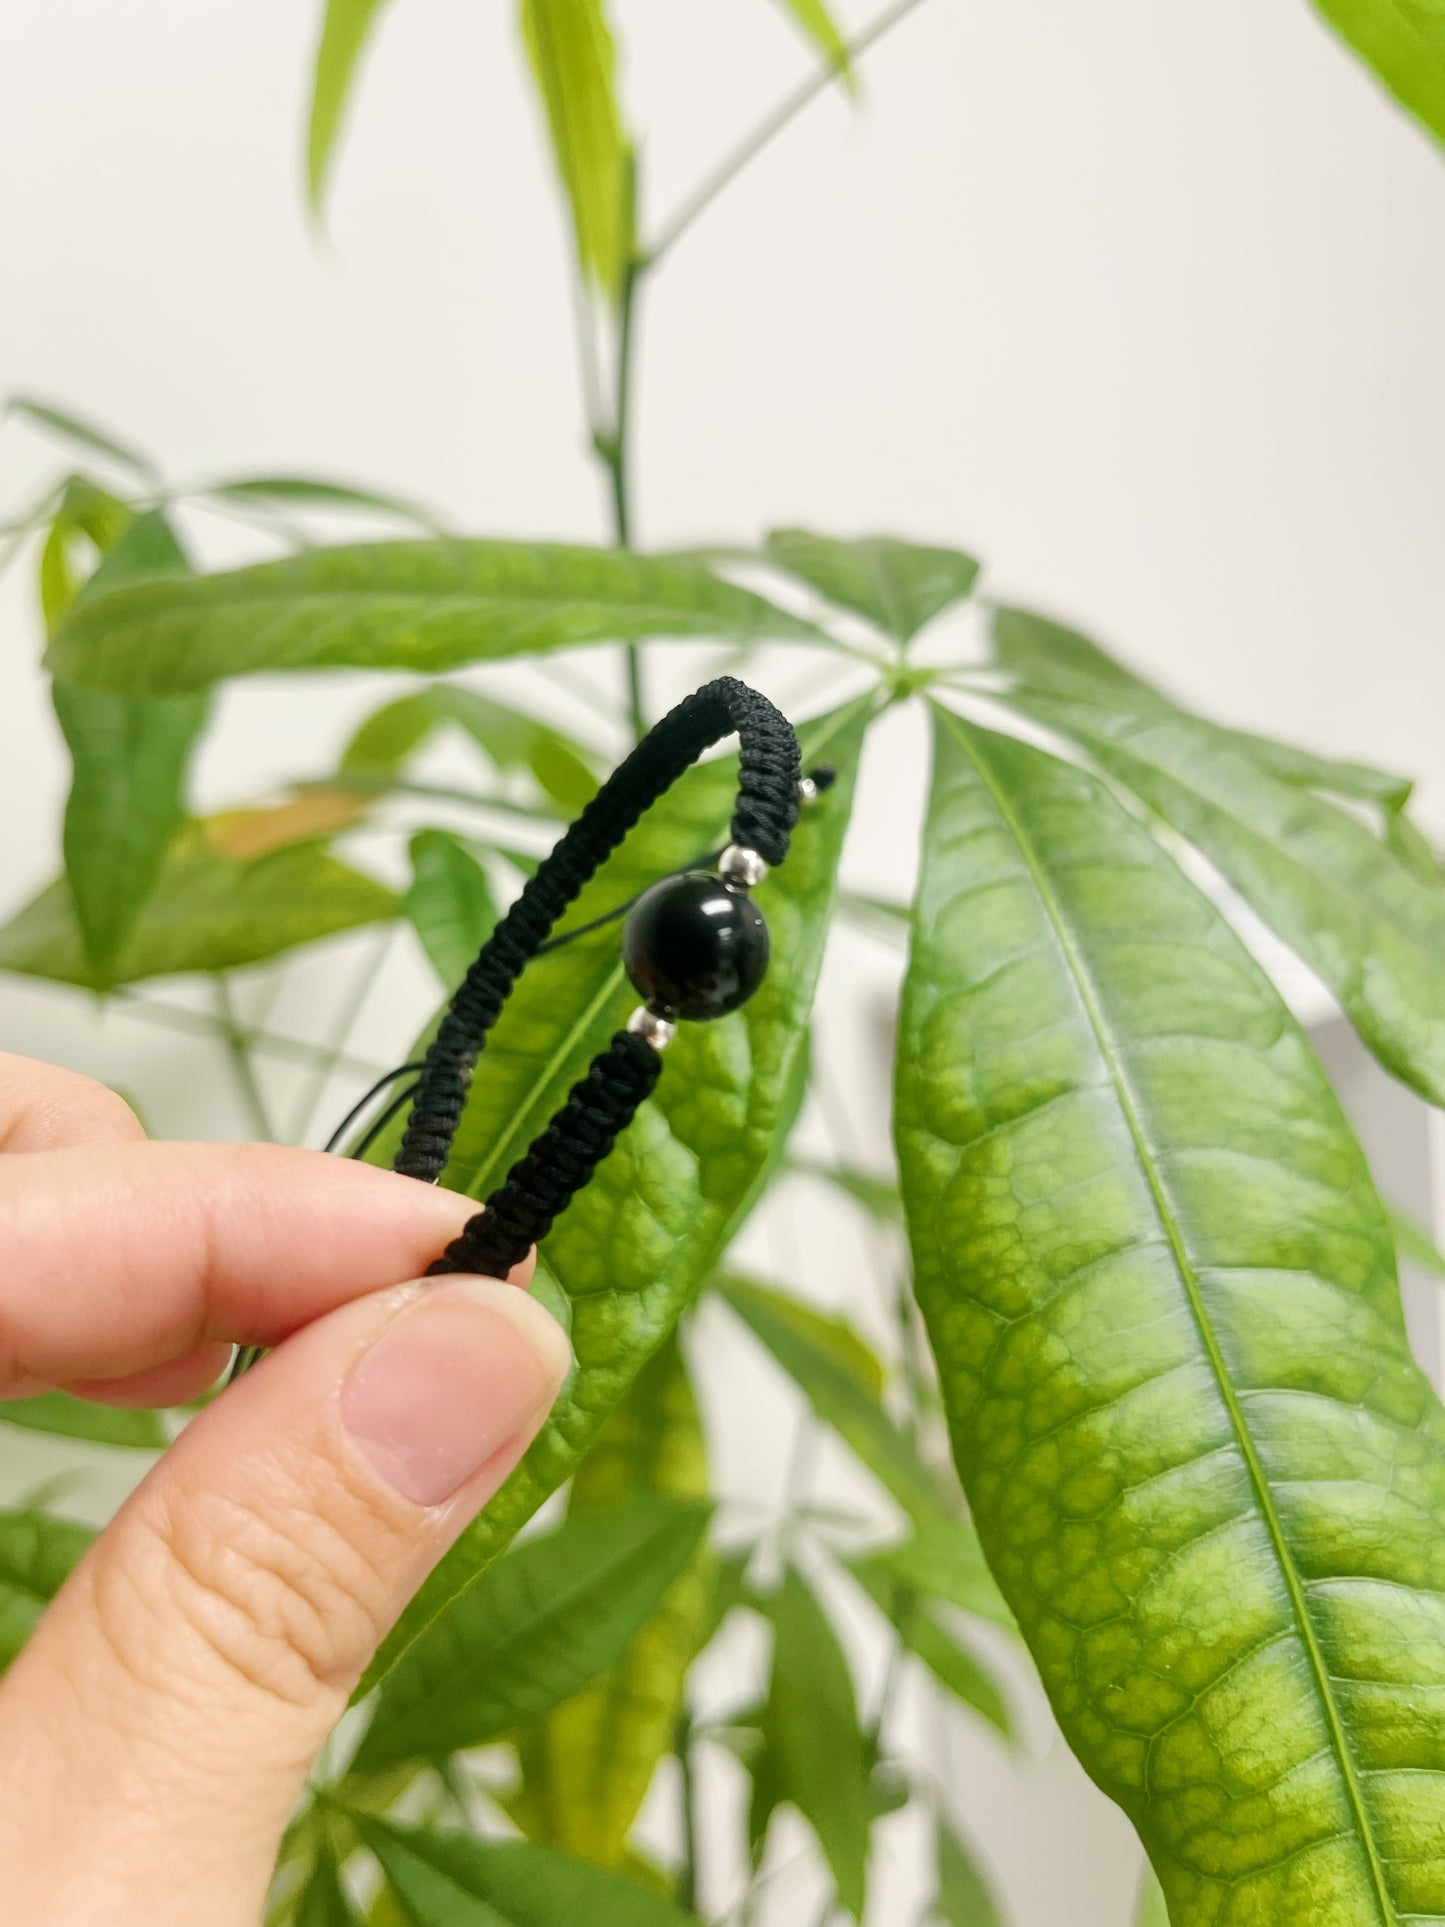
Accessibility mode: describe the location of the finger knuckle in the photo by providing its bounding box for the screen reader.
[92,1456,403,1713]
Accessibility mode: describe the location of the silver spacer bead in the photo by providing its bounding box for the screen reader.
[627,1006,677,1051]
[718,844,769,889]
[796,775,820,807]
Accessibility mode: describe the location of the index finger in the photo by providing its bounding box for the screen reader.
[0,1140,488,1395]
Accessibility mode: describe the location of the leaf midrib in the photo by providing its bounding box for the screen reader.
[942,706,1395,1925]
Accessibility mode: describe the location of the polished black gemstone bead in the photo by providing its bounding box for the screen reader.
[622,871,770,1020]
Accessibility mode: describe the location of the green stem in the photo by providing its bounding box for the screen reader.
[288,929,392,1146]
[213,977,276,1140]
[321,773,561,830]
[676,1705,702,1913]
[597,241,647,741]
[647,0,935,265]
[115,990,386,1080]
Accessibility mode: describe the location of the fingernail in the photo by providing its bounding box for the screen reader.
[341,1279,569,1506]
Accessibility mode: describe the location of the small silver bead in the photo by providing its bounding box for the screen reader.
[796,775,819,807]
[718,844,769,888]
[627,1006,677,1051]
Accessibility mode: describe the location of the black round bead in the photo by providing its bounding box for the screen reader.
[622,871,770,1021]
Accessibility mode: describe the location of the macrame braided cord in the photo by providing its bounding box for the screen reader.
[397,677,802,1280]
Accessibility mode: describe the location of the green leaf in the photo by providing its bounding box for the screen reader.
[49,509,211,976]
[853,1524,1013,1632]
[306,0,396,213]
[519,0,630,296]
[0,1508,95,1671]
[513,1335,712,1866]
[297,1840,364,1926]
[755,1568,871,1917]
[204,474,436,528]
[405,830,498,987]
[5,393,157,480]
[1389,1206,1445,1278]
[1306,0,1445,151]
[354,1495,709,1773]
[46,541,824,695]
[990,603,1154,695]
[360,700,867,1690]
[1004,677,1445,1109]
[790,1155,904,1227]
[849,1558,1013,1740]
[994,604,1414,817]
[1133,1865,1171,1927]
[769,0,853,86]
[0,833,398,990]
[721,1271,952,1528]
[766,529,979,645]
[934,1818,1002,1927]
[1216,724,1413,814]
[0,1393,167,1450]
[897,704,1445,1924]
[351,1813,703,1927]
[341,685,600,812]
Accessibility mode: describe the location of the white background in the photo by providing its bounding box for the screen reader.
[2,2,1444,1921]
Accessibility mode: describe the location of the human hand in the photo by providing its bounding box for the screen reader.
[0,1052,570,1926]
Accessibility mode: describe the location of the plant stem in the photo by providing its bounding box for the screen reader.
[321,772,562,830]
[647,0,935,265]
[676,1705,703,1913]
[288,928,391,1146]
[596,242,647,740]
[213,976,276,1140]
[115,991,385,1079]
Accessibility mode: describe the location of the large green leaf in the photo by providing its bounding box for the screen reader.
[48,507,211,977]
[306,0,396,212]
[896,704,1445,1924]
[405,830,498,987]
[360,699,867,1688]
[767,529,979,645]
[0,1393,167,1450]
[1004,676,1445,1109]
[0,833,398,990]
[45,541,824,695]
[721,1271,954,1530]
[519,0,630,296]
[513,1335,712,1866]
[353,1495,709,1774]
[1306,0,1445,151]
[754,1568,871,1918]
[0,1509,95,1671]
[351,1814,703,1927]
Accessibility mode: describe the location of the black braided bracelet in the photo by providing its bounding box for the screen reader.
[394,677,830,1281]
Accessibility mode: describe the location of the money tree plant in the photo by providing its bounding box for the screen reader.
[4,3,1445,1925]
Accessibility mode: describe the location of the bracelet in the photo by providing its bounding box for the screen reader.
[394,677,829,1281]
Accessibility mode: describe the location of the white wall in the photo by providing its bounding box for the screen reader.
[2,2,1444,1922]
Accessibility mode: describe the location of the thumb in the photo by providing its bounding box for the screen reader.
[0,1270,570,1927]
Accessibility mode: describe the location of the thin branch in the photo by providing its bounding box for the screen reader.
[647,0,934,265]
[213,977,276,1140]
[114,990,387,1079]
[288,927,392,1145]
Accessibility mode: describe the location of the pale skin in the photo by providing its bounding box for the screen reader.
[0,1051,572,1926]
